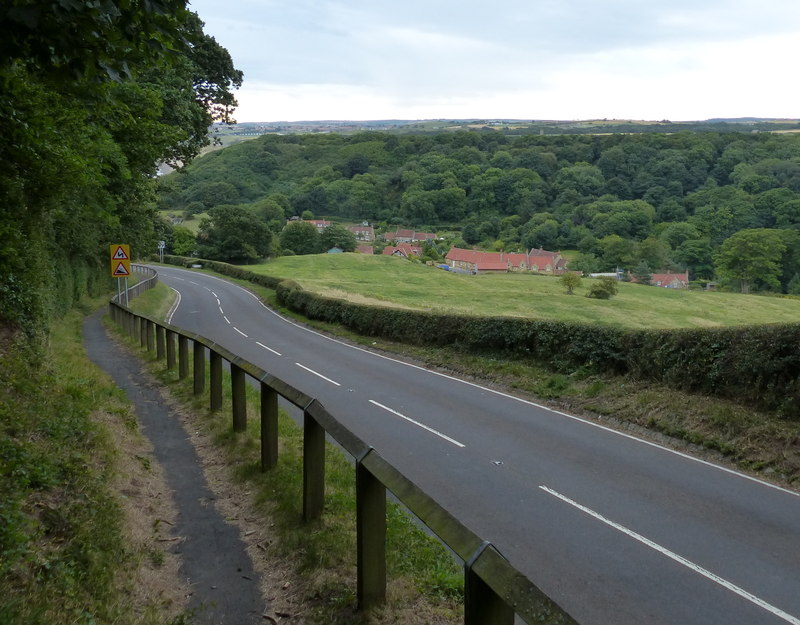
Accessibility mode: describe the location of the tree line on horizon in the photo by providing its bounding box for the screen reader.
[156,128,800,294]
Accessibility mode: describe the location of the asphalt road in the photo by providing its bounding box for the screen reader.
[156,265,800,625]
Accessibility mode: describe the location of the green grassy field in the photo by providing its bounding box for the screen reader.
[158,209,208,233]
[247,254,800,329]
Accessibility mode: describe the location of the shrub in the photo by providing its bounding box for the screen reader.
[586,277,618,299]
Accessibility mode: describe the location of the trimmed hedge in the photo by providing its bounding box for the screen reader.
[158,256,800,417]
[276,280,800,417]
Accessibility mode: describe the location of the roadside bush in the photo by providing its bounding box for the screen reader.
[586,277,618,299]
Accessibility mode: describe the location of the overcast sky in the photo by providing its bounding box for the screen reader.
[188,0,800,122]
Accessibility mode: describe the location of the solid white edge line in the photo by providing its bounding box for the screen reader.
[165,286,181,324]
[256,341,282,356]
[233,327,248,338]
[539,485,800,625]
[157,267,799,499]
[369,400,465,448]
[295,362,341,386]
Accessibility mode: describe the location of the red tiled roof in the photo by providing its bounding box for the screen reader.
[651,271,689,286]
[383,243,421,257]
[503,252,528,268]
[476,259,509,271]
[356,245,374,255]
[446,247,484,263]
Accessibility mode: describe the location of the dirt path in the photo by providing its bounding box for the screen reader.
[83,309,268,624]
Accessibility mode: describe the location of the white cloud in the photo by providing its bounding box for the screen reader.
[190,0,800,121]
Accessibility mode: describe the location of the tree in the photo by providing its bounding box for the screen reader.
[674,239,714,279]
[598,235,635,271]
[586,277,619,299]
[319,224,357,252]
[251,197,289,233]
[570,252,602,276]
[172,226,197,256]
[635,237,672,271]
[196,205,272,263]
[280,221,319,255]
[714,229,787,293]
[462,223,481,245]
[631,261,652,285]
[0,1,242,332]
[787,274,800,295]
[560,273,582,294]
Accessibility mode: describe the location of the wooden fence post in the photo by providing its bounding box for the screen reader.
[231,363,246,432]
[260,381,278,471]
[303,407,325,521]
[139,317,147,348]
[146,321,155,352]
[156,325,165,360]
[166,330,176,370]
[178,335,189,379]
[464,544,514,625]
[356,451,386,610]
[193,341,205,395]
[210,350,223,411]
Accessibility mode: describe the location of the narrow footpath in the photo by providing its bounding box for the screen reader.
[83,309,267,624]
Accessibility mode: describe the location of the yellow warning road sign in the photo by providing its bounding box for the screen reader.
[110,244,131,277]
[112,261,131,277]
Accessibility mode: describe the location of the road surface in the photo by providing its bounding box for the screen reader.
[155,265,800,625]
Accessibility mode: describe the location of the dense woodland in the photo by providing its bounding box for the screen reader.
[0,0,241,336]
[158,130,800,293]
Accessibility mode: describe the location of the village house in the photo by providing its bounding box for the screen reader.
[347,223,375,241]
[305,219,331,232]
[356,245,374,255]
[382,243,422,258]
[444,247,568,275]
[383,229,436,243]
[628,270,689,288]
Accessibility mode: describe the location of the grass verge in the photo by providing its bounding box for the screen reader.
[0,297,189,625]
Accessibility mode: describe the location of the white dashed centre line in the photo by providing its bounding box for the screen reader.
[539,485,800,625]
[223,316,231,324]
[233,327,248,338]
[256,342,282,356]
[295,363,341,386]
[368,400,465,448]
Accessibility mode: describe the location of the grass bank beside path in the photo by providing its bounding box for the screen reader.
[0,295,189,625]
[154,262,800,487]
[246,254,800,329]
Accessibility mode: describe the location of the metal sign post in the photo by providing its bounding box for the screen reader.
[110,244,131,305]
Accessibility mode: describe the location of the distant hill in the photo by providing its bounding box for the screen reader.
[219,118,800,137]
